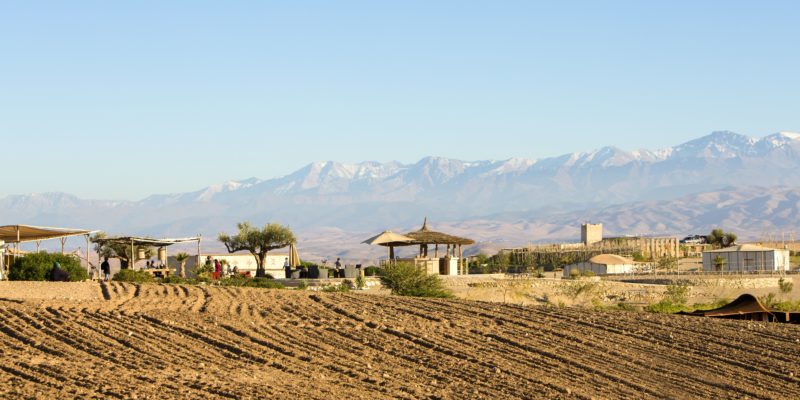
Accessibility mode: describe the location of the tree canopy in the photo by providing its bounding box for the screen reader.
[707,229,737,249]
[218,222,296,277]
[92,232,153,269]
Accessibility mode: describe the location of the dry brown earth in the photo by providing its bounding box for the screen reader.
[1,282,799,399]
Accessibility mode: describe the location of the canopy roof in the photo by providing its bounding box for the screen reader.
[91,236,201,247]
[589,254,634,265]
[705,244,781,253]
[0,225,96,244]
[404,218,475,246]
[362,231,415,247]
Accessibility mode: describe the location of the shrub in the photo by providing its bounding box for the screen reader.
[568,269,580,279]
[778,278,793,294]
[564,281,598,300]
[322,283,350,292]
[355,274,367,289]
[645,300,688,314]
[535,267,545,278]
[379,262,453,298]
[218,275,284,289]
[364,266,380,277]
[113,269,154,283]
[664,283,690,305]
[9,252,88,282]
[249,278,284,289]
[581,270,596,277]
[297,280,308,290]
[161,276,189,284]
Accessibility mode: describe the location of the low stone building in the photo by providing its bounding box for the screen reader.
[702,244,791,272]
[563,254,637,277]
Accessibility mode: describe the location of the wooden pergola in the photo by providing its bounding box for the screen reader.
[0,225,98,280]
[91,236,202,270]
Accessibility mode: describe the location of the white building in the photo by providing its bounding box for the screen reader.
[702,244,790,272]
[563,254,637,277]
[169,252,291,278]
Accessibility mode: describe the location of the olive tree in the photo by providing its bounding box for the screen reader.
[707,229,737,249]
[92,232,153,269]
[218,222,296,277]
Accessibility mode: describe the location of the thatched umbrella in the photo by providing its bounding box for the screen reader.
[362,230,414,261]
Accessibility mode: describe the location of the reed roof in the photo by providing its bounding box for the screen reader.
[404,218,475,246]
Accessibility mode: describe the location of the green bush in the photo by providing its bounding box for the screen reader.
[568,269,580,279]
[297,280,308,290]
[355,274,367,289]
[218,274,284,289]
[645,300,688,314]
[322,283,350,292]
[379,262,453,298]
[161,276,189,284]
[778,278,793,294]
[664,283,690,305]
[113,269,154,283]
[581,270,596,277]
[363,266,380,277]
[9,252,88,282]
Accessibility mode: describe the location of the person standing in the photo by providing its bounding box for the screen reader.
[101,257,111,282]
[335,258,342,278]
[284,257,291,279]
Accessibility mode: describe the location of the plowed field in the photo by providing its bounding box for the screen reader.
[1,282,799,399]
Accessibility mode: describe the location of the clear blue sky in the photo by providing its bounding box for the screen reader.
[1,1,798,199]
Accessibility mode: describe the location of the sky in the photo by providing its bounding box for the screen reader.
[1,1,798,199]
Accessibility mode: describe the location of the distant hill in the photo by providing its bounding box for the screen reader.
[2,131,799,262]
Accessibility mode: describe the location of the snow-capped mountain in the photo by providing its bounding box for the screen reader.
[1,130,799,258]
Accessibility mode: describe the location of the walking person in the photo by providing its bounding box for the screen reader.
[335,258,343,278]
[284,257,292,279]
[101,257,111,282]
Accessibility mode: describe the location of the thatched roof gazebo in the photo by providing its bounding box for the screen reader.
[405,218,474,274]
[364,219,475,275]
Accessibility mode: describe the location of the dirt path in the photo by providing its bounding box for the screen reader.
[0,282,799,399]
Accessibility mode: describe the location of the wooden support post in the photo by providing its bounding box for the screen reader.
[459,245,463,275]
[85,234,90,275]
[60,237,67,255]
[435,244,438,258]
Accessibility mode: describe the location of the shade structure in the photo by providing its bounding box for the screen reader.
[362,230,414,261]
[362,230,415,246]
[404,218,475,246]
[289,243,301,268]
[0,225,96,244]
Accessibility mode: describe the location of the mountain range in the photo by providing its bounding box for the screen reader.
[3,131,799,261]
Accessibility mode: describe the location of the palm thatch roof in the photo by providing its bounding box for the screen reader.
[404,218,475,246]
[362,231,415,247]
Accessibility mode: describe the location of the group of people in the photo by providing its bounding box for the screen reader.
[205,256,239,278]
[283,257,352,279]
[144,260,166,269]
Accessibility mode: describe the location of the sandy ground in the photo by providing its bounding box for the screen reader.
[0,281,799,399]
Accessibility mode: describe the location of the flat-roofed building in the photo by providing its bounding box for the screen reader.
[563,254,638,277]
[702,244,790,272]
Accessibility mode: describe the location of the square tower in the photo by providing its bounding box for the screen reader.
[581,223,603,246]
